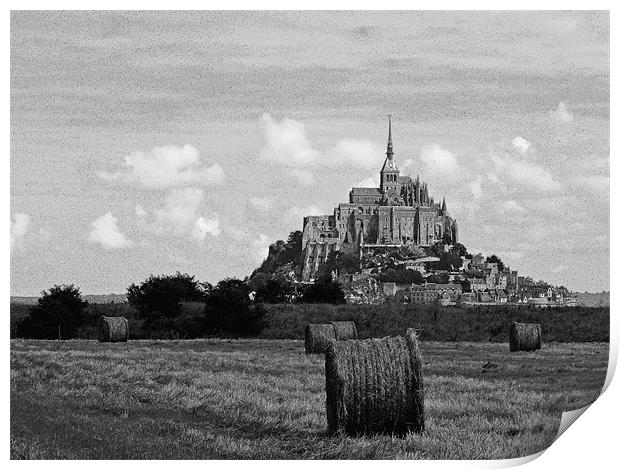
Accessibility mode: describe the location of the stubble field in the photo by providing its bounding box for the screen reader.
[10,339,608,460]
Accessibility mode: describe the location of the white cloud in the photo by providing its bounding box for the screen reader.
[249,197,274,212]
[511,136,531,156]
[550,102,574,123]
[356,175,380,188]
[419,144,458,177]
[88,213,133,249]
[100,144,225,190]
[499,200,527,215]
[332,139,383,168]
[251,233,271,262]
[290,168,314,186]
[260,113,320,165]
[491,154,560,192]
[10,213,30,253]
[136,187,222,241]
[192,215,221,241]
[469,175,483,200]
[153,188,205,233]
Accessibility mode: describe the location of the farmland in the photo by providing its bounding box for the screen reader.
[11,338,608,459]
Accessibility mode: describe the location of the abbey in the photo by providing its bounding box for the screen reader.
[301,117,458,281]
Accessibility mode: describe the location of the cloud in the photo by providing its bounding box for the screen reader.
[260,113,319,166]
[290,169,314,186]
[419,144,458,177]
[100,144,225,190]
[511,136,531,155]
[10,213,30,253]
[192,215,221,241]
[356,175,380,188]
[251,233,271,262]
[249,197,274,212]
[88,212,133,249]
[499,200,527,215]
[332,139,384,168]
[550,102,574,122]
[134,187,221,242]
[469,175,483,200]
[491,154,561,192]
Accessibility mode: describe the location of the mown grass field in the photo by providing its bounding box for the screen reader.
[11,339,608,460]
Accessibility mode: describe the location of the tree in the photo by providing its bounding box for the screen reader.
[377,267,424,284]
[127,272,207,323]
[254,278,295,304]
[24,284,88,339]
[301,275,346,304]
[485,255,505,271]
[436,252,463,271]
[317,251,361,279]
[203,278,264,336]
[451,243,469,258]
[427,273,450,284]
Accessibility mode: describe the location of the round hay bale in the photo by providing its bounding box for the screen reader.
[509,321,541,351]
[325,328,424,436]
[304,323,336,354]
[98,316,129,343]
[330,321,357,340]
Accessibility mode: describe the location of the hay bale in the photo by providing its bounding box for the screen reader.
[305,323,336,354]
[330,321,357,340]
[98,316,129,343]
[509,321,542,351]
[325,328,424,436]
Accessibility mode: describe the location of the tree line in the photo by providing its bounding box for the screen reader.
[15,271,346,340]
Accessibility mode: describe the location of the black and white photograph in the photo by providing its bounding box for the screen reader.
[9,8,611,461]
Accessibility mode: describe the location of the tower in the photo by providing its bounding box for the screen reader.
[380,115,400,195]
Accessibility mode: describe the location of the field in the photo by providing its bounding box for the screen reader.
[11,338,608,459]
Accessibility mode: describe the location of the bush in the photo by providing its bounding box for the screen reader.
[18,285,88,339]
[203,278,264,336]
[301,276,346,304]
[255,278,296,304]
[127,272,207,324]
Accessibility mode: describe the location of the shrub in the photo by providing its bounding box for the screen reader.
[19,284,88,339]
[301,276,346,304]
[203,278,264,336]
[127,272,208,324]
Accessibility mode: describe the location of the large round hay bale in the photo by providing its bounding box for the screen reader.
[509,321,541,351]
[325,328,424,436]
[330,321,357,340]
[305,323,336,354]
[98,316,129,343]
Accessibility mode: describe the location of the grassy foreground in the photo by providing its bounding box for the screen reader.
[11,339,608,459]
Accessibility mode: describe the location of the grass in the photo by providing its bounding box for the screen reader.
[11,339,608,459]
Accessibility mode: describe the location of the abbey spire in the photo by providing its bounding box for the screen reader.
[386,114,394,159]
[381,115,398,173]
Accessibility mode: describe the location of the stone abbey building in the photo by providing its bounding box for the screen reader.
[302,118,459,281]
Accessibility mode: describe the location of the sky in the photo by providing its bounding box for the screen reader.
[10,11,609,295]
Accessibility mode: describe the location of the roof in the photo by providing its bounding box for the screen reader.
[350,187,382,195]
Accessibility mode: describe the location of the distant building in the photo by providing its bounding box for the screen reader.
[469,278,487,292]
[409,282,462,304]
